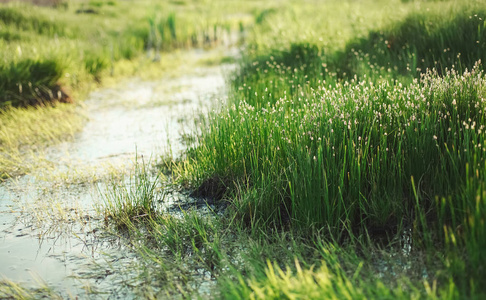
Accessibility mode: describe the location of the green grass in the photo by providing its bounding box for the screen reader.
[336,4,486,82]
[100,157,161,230]
[0,103,84,179]
[0,0,256,107]
[4,0,484,298]
[176,64,486,299]
[98,197,466,298]
[0,0,259,178]
[162,0,486,298]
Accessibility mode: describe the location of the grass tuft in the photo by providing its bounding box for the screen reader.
[100,157,162,230]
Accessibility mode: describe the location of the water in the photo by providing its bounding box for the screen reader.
[48,63,229,168]
[0,50,233,297]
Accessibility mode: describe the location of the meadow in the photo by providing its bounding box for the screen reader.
[167,0,486,298]
[1,0,485,298]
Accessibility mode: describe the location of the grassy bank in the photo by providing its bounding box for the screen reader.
[159,0,485,298]
[0,103,84,179]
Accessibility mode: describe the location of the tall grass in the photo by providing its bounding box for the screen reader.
[72,0,485,298]
[337,6,486,82]
[238,0,486,88]
[171,0,486,296]
[182,65,486,234]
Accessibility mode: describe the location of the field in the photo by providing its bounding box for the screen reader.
[1,0,485,298]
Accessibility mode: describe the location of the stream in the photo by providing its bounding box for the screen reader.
[0,49,233,297]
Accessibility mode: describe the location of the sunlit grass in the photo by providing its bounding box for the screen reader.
[0,103,84,179]
[3,0,479,298]
[0,278,61,300]
[99,158,162,229]
[165,0,486,297]
[182,64,486,230]
[0,0,257,107]
[175,64,486,296]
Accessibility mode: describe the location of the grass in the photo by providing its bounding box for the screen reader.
[0,0,255,107]
[3,0,486,298]
[183,65,486,232]
[98,198,465,298]
[167,66,486,297]
[0,0,258,178]
[0,279,61,300]
[0,103,84,179]
[69,0,486,297]
[100,157,162,230]
[159,0,486,298]
[336,4,486,82]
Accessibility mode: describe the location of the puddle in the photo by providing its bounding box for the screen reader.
[0,49,234,297]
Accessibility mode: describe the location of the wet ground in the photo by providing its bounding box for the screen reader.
[0,49,233,297]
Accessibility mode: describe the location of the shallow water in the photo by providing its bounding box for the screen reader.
[49,64,229,168]
[0,50,232,297]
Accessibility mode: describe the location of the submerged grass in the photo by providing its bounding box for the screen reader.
[0,279,61,300]
[99,198,463,298]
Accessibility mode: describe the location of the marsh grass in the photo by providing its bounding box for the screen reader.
[0,103,84,179]
[101,194,455,298]
[100,157,162,230]
[0,279,61,300]
[73,0,486,298]
[100,158,455,297]
[182,64,486,235]
[36,163,128,186]
[0,0,256,107]
[97,191,226,296]
[159,0,486,297]
[19,191,93,243]
[336,5,486,82]
[225,259,425,299]
[216,224,468,299]
[238,0,486,89]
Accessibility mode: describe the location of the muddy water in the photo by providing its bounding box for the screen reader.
[0,52,233,297]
